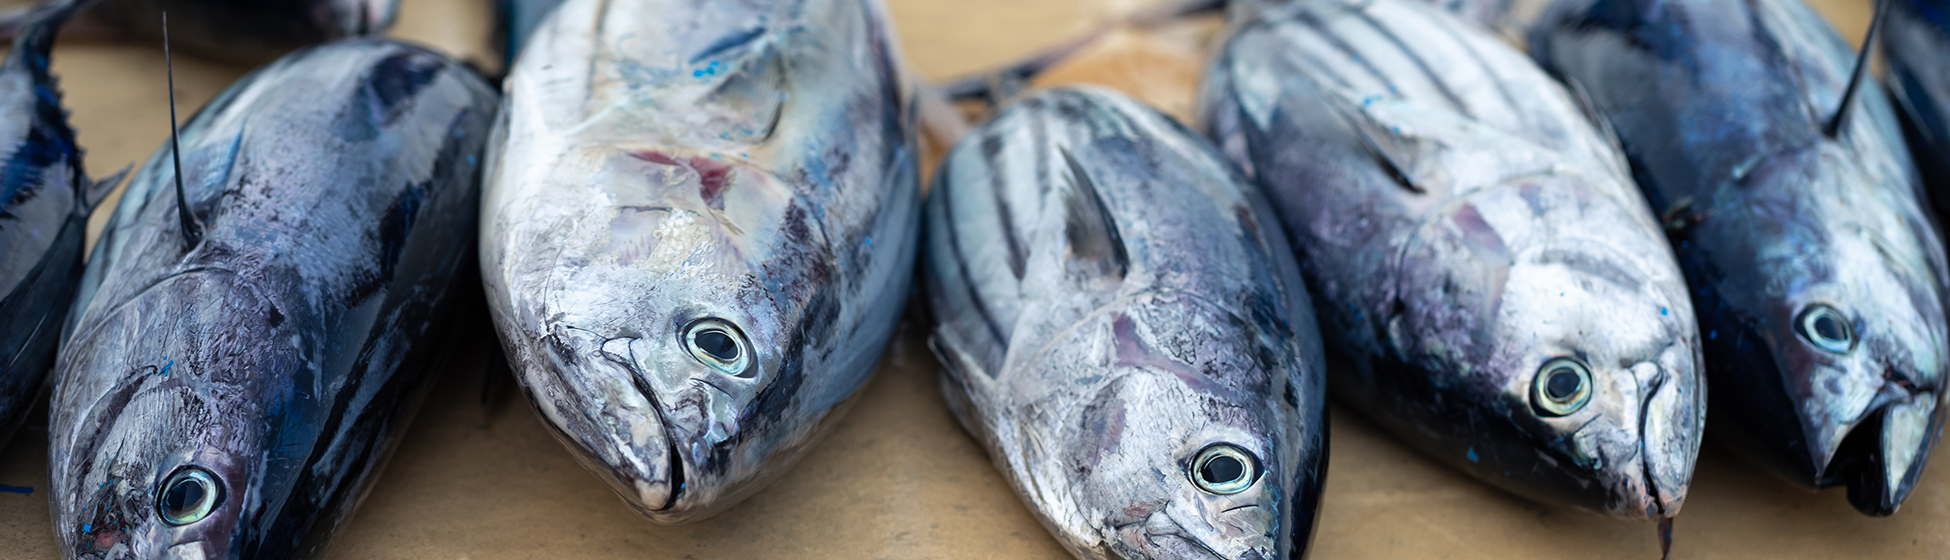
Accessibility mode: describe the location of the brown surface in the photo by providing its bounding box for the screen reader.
[3,0,1944,558]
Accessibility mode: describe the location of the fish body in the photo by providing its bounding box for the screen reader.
[1202,0,1703,520]
[49,39,497,558]
[1532,0,1949,515]
[0,0,115,449]
[1887,0,1950,211]
[925,86,1328,559]
[481,0,919,523]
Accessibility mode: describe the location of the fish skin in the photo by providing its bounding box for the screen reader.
[1886,0,1950,216]
[73,0,395,63]
[1532,0,1950,516]
[925,86,1328,560]
[1203,0,1703,521]
[49,39,497,558]
[0,0,116,450]
[481,0,919,523]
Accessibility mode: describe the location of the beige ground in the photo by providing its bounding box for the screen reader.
[3,0,1942,558]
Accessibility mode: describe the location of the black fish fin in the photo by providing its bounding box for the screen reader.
[1824,0,1889,138]
[1324,94,1425,194]
[162,13,202,252]
[81,163,129,210]
[1057,147,1129,280]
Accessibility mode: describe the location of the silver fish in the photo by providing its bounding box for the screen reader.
[925,86,1328,559]
[1532,0,1949,515]
[49,38,497,558]
[1202,0,1704,521]
[480,0,920,523]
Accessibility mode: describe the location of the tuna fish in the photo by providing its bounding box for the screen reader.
[0,0,121,450]
[1201,0,1704,521]
[926,86,1327,560]
[1532,0,1949,515]
[48,38,497,558]
[480,0,919,523]
[1886,0,1950,209]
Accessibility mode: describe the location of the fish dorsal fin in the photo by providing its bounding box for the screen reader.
[1057,148,1129,281]
[1824,0,1889,138]
[163,14,202,252]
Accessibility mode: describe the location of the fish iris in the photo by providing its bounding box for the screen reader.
[157,467,222,526]
[1190,444,1258,494]
[1532,358,1592,416]
[1797,305,1853,353]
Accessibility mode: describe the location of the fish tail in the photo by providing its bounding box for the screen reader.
[6,0,97,71]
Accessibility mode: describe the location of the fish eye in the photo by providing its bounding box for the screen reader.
[1531,357,1592,417]
[156,466,223,526]
[684,318,752,376]
[1796,304,1853,353]
[1188,443,1259,495]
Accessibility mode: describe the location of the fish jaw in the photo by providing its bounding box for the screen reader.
[504,324,681,520]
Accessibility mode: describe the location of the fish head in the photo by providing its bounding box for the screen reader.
[1703,145,1947,515]
[493,146,840,522]
[51,271,301,559]
[1013,293,1313,559]
[1392,172,1703,521]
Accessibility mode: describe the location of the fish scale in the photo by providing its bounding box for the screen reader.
[1203,0,1704,521]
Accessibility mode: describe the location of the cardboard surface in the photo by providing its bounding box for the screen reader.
[4,0,1946,558]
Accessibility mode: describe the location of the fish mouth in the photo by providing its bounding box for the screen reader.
[1817,387,1940,516]
[532,326,684,519]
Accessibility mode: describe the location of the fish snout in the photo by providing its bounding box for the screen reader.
[1633,346,1703,519]
[1830,386,1942,515]
[332,0,397,36]
[533,326,681,519]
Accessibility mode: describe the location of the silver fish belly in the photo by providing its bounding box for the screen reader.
[1203,0,1704,520]
[50,39,497,559]
[481,0,920,523]
[1533,0,1950,515]
[925,86,1328,560]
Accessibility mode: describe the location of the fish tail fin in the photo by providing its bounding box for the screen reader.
[162,13,202,251]
[937,0,1224,106]
[8,0,97,67]
[1825,0,1890,138]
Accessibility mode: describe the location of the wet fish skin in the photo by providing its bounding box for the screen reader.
[1885,0,1950,214]
[926,86,1328,559]
[481,0,919,523]
[1533,0,1949,516]
[0,0,116,449]
[49,39,497,558]
[1203,0,1703,521]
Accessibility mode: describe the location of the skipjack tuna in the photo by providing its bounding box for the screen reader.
[481,0,920,523]
[1885,0,1950,207]
[925,86,1328,560]
[0,0,120,449]
[49,39,497,558]
[1533,0,1949,515]
[1202,0,1704,522]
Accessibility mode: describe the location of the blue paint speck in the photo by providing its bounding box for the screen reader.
[1709,330,1717,340]
[0,484,30,494]
[863,236,872,246]
[158,357,173,377]
[1466,447,1479,463]
[467,155,477,165]
[692,60,724,78]
[81,523,89,532]
[1661,307,1668,316]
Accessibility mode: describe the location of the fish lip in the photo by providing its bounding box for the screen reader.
[623,369,686,513]
[1816,385,1941,516]
[532,327,683,517]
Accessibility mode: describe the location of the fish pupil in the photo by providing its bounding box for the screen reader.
[1814,315,1846,343]
[1545,368,1581,401]
[164,479,203,515]
[1201,455,1244,484]
[696,330,738,361]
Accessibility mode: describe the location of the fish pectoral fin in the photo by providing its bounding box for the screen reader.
[1323,93,1429,194]
[82,164,132,211]
[1056,148,1130,281]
